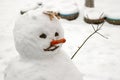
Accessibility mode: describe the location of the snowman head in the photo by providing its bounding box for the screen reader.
[14,8,66,59]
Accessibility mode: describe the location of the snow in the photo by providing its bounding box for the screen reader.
[4,51,83,80]
[13,8,65,59]
[105,10,120,19]
[0,0,120,80]
[84,8,104,19]
[20,2,40,13]
[4,4,83,80]
[58,3,79,14]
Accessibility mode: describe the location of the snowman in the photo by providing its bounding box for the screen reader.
[4,5,83,80]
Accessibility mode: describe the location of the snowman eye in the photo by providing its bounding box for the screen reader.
[39,33,47,39]
[55,32,59,37]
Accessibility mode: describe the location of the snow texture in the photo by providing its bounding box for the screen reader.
[84,8,104,19]
[105,10,120,19]
[0,0,120,80]
[58,2,79,14]
[4,4,83,80]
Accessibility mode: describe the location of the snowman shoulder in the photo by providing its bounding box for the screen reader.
[4,57,36,80]
[4,57,21,79]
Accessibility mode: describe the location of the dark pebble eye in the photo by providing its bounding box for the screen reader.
[20,11,26,15]
[39,33,47,39]
[55,32,59,37]
[38,3,42,6]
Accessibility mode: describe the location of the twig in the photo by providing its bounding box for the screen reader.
[98,22,104,30]
[99,12,104,19]
[97,13,104,29]
[71,13,108,59]
[91,24,96,31]
[43,11,60,20]
[96,24,99,30]
[71,30,97,59]
[97,32,108,39]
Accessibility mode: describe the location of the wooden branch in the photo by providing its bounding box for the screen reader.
[71,30,97,59]
[43,11,60,20]
[71,16,108,59]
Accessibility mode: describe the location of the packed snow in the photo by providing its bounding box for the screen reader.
[0,0,120,80]
[105,10,120,19]
[58,3,79,14]
[4,7,83,80]
[84,8,104,19]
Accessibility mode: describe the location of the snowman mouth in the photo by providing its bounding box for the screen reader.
[44,45,59,51]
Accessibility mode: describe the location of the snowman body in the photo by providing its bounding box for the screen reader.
[4,7,82,80]
[5,51,82,80]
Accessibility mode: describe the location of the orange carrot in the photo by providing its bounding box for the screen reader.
[51,38,66,45]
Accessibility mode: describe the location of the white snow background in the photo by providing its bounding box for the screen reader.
[0,0,120,80]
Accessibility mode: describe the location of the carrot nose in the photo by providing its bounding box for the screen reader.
[51,38,66,46]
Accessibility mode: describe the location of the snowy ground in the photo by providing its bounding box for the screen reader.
[0,0,120,80]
